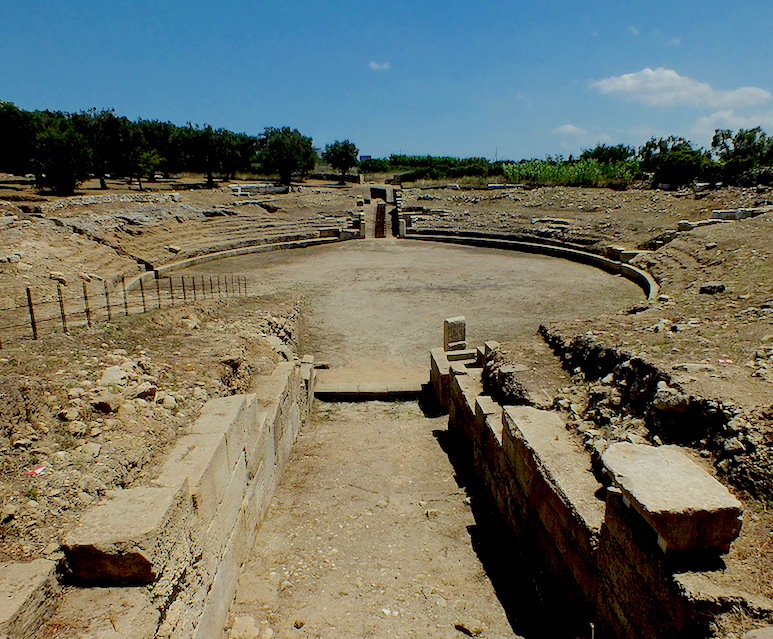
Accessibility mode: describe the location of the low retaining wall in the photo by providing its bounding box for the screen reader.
[2,357,317,638]
[433,348,772,638]
[404,231,659,301]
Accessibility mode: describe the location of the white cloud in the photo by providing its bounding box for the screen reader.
[590,67,771,108]
[670,37,681,46]
[691,109,773,138]
[627,26,640,35]
[369,61,389,71]
[553,124,587,136]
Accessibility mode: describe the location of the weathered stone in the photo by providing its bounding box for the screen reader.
[602,442,743,552]
[0,559,59,639]
[44,586,159,639]
[444,316,466,351]
[89,391,123,413]
[99,366,129,387]
[744,627,773,639]
[63,483,194,585]
[700,281,726,294]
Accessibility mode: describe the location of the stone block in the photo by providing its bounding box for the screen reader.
[246,411,271,479]
[192,395,247,469]
[444,316,466,351]
[446,348,478,362]
[206,452,247,564]
[386,381,423,396]
[193,526,241,639]
[43,586,159,639]
[243,453,276,550]
[155,433,230,523]
[602,442,743,552]
[475,396,502,437]
[0,559,59,639]
[484,340,500,355]
[358,382,389,395]
[63,483,194,585]
[430,348,451,413]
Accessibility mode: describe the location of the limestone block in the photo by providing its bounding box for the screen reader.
[243,452,276,550]
[0,559,59,639]
[193,525,241,639]
[475,396,502,437]
[602,442,743,552]
[206,452,248,564]
[484,340,500,355]
[192,395,247,469]
[246,411,271,479]
[447,348,478,362]
[502,406,604,538]
[63,483,193,585]
[444,316,466,351]
[745,628,773,639]
[155,433,230,523]
[43,586,159,639]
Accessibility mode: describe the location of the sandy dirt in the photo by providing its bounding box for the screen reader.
[2,175,773,637]
[228,400,529,639]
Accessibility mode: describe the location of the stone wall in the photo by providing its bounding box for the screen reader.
[40,192,181,214]
[0,357,316,639]
[434,348,772,638]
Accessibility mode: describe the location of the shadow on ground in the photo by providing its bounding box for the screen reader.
[433,428,590,639]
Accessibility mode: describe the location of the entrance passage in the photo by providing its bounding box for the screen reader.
[375,203,387,238]
[228,400,525,638]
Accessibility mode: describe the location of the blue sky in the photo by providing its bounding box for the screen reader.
[2,0,772,160]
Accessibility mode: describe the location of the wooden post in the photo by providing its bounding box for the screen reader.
[201,276,206,300]
[122,276,129,316]
[217,275,221,298]
[168,277,174,304]
[209,276,213,299]
[57,284,68,333]
[192,277,197,301]
[181,277,187,303]
[103,281,112,321]
[83,282,92,327]
[139,278,147,313]
[26,287,37,340]
[156,277,161,309]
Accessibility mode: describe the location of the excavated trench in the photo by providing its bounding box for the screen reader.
[173,238,647,638]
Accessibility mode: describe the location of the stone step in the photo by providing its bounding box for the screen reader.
[601,442,743,553]
[0,558,60,639]
[314,381,424,401]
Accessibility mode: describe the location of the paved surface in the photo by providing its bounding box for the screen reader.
[180,238,644,384]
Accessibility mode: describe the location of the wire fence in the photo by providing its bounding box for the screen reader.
[0,273,247,349]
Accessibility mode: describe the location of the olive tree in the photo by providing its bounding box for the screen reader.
[323,140,359,183]
[256,127,316,184]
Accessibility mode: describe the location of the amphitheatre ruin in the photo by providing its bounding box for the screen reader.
[1,173,773,639]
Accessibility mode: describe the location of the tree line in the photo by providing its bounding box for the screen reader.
[0,102,360,194]
[4,99,772,193]
[362,130,773,189]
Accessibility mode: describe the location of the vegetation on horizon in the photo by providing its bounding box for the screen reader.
[4,100,773,194]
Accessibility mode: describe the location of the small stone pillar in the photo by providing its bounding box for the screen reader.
[444,316,466,351]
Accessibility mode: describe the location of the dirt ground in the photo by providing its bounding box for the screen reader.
[2,174,773,637]
[228,400,528,639]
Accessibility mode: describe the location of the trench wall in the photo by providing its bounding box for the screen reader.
[433,348,765,639]
[0,357,317,639]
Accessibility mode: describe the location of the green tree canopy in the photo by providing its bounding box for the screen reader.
[638,136,716,188]
[256,127,316,184]
[580,143,636,164]
[323,140,359,183]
